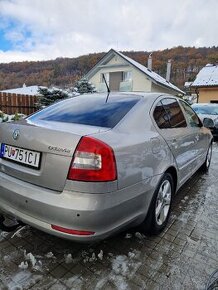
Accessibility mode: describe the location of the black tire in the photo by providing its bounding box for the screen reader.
[201,142,212,172]
[141,173,174,235]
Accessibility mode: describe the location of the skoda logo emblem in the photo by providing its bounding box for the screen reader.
[13,129,20,140]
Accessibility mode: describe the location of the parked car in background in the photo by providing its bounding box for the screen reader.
[0,93,213,242]
[192,103,218,140]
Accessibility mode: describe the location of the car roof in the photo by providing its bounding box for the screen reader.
[80,92,178,102]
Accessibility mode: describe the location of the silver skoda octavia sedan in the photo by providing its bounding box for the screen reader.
[0,93,213,241]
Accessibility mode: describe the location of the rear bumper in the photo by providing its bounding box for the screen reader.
[0,172,157,242]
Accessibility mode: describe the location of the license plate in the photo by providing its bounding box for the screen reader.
[0,143,41,169]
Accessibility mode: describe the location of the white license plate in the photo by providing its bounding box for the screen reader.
[0,144,41,168]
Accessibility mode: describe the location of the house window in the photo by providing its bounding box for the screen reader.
[100,73,109,85]
[122,71,132,82]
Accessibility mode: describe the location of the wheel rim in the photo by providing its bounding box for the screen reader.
[206,145,212,168]
[155,180,172,226]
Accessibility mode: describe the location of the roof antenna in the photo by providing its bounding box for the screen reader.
[102,73,110,103]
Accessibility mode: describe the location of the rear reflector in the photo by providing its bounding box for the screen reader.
[68,136,117,182]
[51,224,95,236]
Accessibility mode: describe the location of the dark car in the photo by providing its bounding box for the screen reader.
[192,103,218,140]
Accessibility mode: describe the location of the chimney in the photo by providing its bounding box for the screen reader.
[147,53,152,70]
[166,59,172,82]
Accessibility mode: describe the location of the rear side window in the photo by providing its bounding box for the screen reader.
[153,98,187,129]
[28,95,140,128]
[153,101,171,128]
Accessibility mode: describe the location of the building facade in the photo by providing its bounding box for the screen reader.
[191,64,218,103]
[85,49,184,96]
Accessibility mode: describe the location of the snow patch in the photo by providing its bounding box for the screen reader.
[45,251,54,258]
[25,252,37,267]
[63,275,83,289]
[18,261,28,270]
[18,250,43,272]
[7,271,42,290]
[0,230,10,241]
[125,233,132,239]
[95,250,142,289]
[97,250,103,260]
[82,250,104,263]
[135,232,145,239]
[64,253,73,264]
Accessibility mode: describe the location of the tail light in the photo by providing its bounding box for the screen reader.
[68,136,117,182]
[51,224,95,236]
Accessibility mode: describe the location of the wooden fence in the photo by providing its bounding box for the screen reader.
[0,92,38,115]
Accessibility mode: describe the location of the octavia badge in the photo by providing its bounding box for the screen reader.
[12,129,20,140]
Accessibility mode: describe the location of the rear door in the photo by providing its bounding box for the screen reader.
[152,97,200,184]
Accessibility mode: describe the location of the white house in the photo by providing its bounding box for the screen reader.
[85,49,184,96]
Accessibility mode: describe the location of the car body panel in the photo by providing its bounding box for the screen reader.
[0,168,159,241]
[0,121,109,191]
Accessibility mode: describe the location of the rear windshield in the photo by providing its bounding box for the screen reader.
[28,94,140,128]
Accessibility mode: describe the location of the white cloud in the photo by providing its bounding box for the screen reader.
[0,49,46,63]
[0,0,217,63]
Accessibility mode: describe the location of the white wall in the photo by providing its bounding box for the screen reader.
[151,83,176,95]
[89,54,152,92]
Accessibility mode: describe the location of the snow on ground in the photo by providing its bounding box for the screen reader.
[0,112,26,123]
[0,226,144,289]
[95,250,142,290]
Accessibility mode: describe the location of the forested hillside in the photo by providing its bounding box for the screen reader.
[0,46,217,90]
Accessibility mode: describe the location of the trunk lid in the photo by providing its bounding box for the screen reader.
[0,119,109,191]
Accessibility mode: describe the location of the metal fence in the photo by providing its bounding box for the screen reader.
[0,92,37,115]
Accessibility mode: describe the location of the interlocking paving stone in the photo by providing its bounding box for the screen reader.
[0,143,218,289]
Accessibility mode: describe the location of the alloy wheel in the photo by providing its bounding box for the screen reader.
[155,180,172,226]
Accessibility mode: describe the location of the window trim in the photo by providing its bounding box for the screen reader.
[179,100,202,128]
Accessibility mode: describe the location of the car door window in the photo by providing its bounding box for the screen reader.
[153,101,171,128]
[153,98,187,129]
[161,98,187,128]
[179,100,201,127]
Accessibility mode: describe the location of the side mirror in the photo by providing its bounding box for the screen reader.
[203,118,214,128]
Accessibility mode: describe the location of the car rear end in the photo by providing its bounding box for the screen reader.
[0,93,157,241]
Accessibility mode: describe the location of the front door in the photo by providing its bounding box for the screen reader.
[109,72,123,91]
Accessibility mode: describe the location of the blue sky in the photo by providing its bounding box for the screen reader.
[0,19,32,51]
[0,19,16,51]
[0,30,11,51]
[0,0,217,63]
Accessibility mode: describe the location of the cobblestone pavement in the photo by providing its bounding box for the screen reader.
[0,144,217,290]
